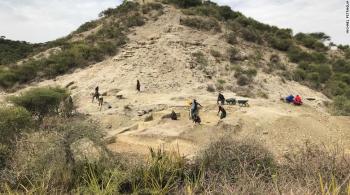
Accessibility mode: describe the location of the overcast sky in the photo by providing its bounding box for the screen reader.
[0,0,349,44]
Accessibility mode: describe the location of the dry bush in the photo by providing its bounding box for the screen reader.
[226,32,238,45]
[180,17,221,32]
[280,142,350,193]
[210,49,222,59]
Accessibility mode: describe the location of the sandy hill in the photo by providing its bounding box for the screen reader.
[1,3,349,159]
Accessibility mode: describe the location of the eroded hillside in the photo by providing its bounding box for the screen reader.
[1,3,349,159]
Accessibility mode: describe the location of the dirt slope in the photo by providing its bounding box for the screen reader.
[1,5,349,159]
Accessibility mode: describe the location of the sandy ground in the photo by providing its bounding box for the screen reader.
[1,5,349,159]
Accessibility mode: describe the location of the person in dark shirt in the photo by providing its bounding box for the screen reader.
[218,105,226,119]
[217,93,225,105]
[136,80,141,92]
[92,86,100,103]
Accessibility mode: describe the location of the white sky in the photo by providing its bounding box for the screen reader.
[0,0,349,44]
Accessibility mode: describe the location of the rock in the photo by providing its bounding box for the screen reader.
[106,124,112,129]
[232,51,248,61]
[162,112,180,119]
[263,131,269,135]
[70,86,78,90]
[118,124,139,134]
[124,105,132,111]
[138,110,147,116]
[65,81,75,88]
[144,113,153,122]
[70,138,103,163]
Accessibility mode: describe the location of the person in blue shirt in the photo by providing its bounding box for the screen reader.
[285,95,294,103]
[190,99,202,120]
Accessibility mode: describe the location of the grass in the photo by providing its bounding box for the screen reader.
[3,133,350,194]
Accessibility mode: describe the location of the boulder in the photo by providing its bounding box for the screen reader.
[144,113,153,122]
[70,138,103,163]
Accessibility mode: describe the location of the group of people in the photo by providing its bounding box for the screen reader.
[92,80,305,127]
[188,93,227,124]
[285,94,303,106]
[92,80,143,110]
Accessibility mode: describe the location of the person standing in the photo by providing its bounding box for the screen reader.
[190,99,202,120]
[217,93,225,105]
[136,80,141,92]
[217,105,226,119]
[92,86,100,102]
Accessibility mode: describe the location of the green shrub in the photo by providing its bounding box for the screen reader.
[142,2,164,14]
[226,32,237,44]
[227,47,239,63]
[125,148,187,194]
[287,46,327,64]
[226,20,242,32]
[275,28,293,39]
[324,80,349,97]
[180,17,221,32]
[236,75,250,86]
[269,36,292,51]
[9,87,69,120]
[0,106,32,144]
[332,96,350,115]
[0,7,131,89]
[299,63,331,83]
[0,38,36,65]
[234,67,257,86]
[287,46,312,63]
[293,68,307,81]
[218,5,239,20]
[241,27,261,43]
[184,4,220,18]
[99,1,140,17]
[0,69,17,88]
[125,13,145,27]
[294,33,327,51]
[75,20,99,34]
[217,79,226,85]
[193,51,208,69]
[0,106,32,168]
[164,0,202,8]
[234,67,257,78]
[332,59,350,73]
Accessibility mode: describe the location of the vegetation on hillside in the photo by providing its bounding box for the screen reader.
[0,1,163,90]
[0,37,38,65]
[0,0,349,116]
[167,0,350,115]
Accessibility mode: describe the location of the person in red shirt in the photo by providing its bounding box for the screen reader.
[294,95,302,105]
